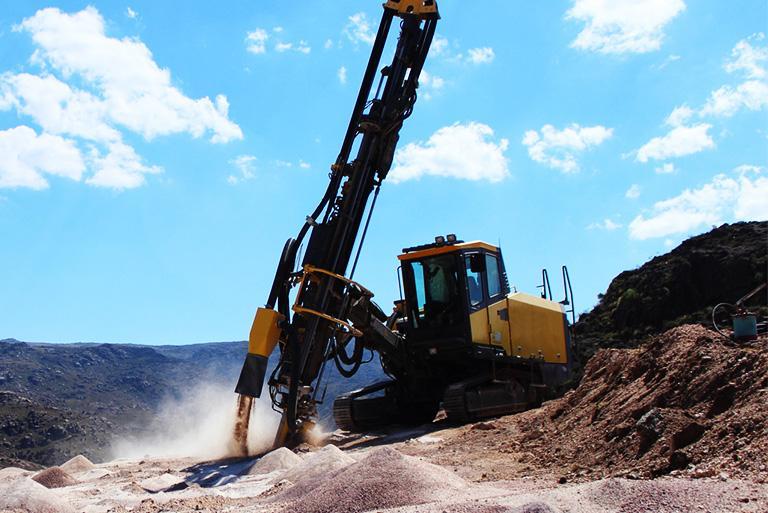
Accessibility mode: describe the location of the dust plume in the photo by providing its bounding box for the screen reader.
[109,382,279,460]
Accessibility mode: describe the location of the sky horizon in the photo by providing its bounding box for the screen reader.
[1,0,766,344]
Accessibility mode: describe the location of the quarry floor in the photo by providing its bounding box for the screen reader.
[1,421,766,513]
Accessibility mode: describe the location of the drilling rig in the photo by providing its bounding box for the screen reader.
[236,0,575,449]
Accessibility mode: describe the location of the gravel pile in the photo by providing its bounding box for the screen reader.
[278,446,467,513]
[32,466,78,488]
[276,444,355,488]
[0,477,76,512]
[514,325,768,480]
[59,454,95,474]
[248,447,301,475]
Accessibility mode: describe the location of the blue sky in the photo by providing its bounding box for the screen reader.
[0,0,766,344]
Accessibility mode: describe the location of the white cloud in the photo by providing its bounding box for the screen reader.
[86,141,161,189]
[588,218,622,230]
[431,35,449,56]
[628,166,768,239]
[345,12,376,45]
[655,162,676,174]
[125,7,138,20]
[625,184,641,199]
[522,123,613,173]
[0,72,120,142]
[467,47,495,64]
[566,0,686,54]
[0,7,242,191]
[654,54,681,70]
[419,70,446,100]
[390,122,510,183]
[324,39,334,50]
[337,66,348,85]
[0,125,85,189]
[635,123,714,162]
[246,28,269,54]
[248,27,310,55]
[699,80,768,117]
[227,155,256,185]
[665,104,694,127]
[700,34,768,118]
[724,33,767,79]
[18,7,242,143]
[299,160,311,169]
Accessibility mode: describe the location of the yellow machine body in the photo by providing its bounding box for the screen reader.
[235,307,284,399]
[249,307,284,357]
[471,293,569,364]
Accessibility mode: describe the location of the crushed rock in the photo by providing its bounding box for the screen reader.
[59,454,95,474]
[139,472,185,493]
[275,444,355,488]
[277,446,467,513]
[428,325,768,483]
[32,467,78,489]
[0,466,33,480]
[0,476,76,513]
[248,447,301,475]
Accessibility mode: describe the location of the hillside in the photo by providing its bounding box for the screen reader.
[574,221,767,366]
[0,338,383,468]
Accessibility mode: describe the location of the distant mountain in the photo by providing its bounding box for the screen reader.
[0,337,383,468]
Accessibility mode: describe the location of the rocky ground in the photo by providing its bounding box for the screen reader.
[2,324,766,512]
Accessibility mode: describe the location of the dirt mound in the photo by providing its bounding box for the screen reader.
[514,325,768,480]
[32,466,78,488]
[59,454,95,474]
[279,446,467,513]
[248,447,301,475]
[276,444,355,487]
[0,477,76,513]
[575,221,767,367]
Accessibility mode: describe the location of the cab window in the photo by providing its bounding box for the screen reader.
[464,254,485,309]
[486,253,502,298]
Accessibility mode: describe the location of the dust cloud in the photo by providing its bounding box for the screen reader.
[110,382,279,460]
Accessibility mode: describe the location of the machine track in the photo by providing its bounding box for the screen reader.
[333,381,397,432]
[443,375,532,423]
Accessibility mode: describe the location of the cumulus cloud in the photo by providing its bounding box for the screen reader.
[17,7,241,143]
[86,142,162,190]
[522,123,613,173]
[467,47,495,64]
[655,162,676,174]
[337,66,348,85]
[246,29,269,54]
[345,12,376,45]
[625,184,641,199]
[700,33,768,117]
[665,105,694,127]
[566,0,686,54]
[635,123,714,162]
[628,166,768,240]
[125,7,138,20]
[248,27,310,55]
[390,122,510,183]
[724,33,768,79]
[699,80,768,117]
[227,155,256,185]
[0,7,241,190]
[419,70,446,100]
[588,218,622,230]
[0,125,85,189]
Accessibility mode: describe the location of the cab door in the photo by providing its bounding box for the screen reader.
[464,253,490,345]
[484,253,513,355]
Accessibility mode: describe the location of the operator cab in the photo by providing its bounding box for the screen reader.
[398,235,509,352]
